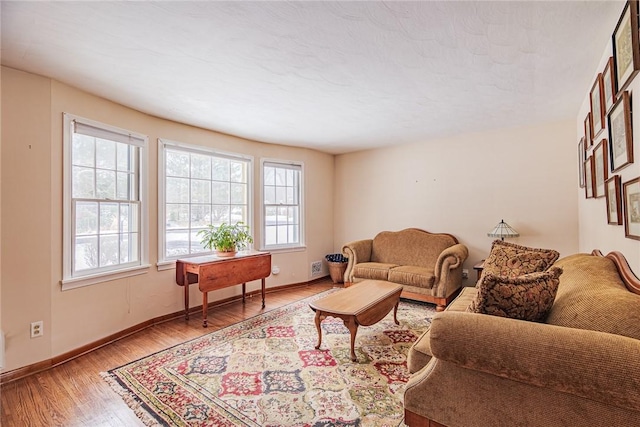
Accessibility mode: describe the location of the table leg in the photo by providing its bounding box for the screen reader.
[345,317,359,362]
[393,299,400,325]
[261,278,266,308]
[314,311,323,350]
[202,291,208,328]
[242,283,246,304]
[183,270,189,321]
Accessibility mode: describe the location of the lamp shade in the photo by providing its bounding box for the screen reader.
[487,219,519,241]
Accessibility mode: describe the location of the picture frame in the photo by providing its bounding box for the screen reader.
[585,155,595,199]
[593,139,608,198]
[578,138,586,188]
[605,175,623,225]
[584,112,593,147]
[623,176,640,240]
[590,73,605,137]
[612,0,640,95]
[608,91,634,172]
[603,56,617,112]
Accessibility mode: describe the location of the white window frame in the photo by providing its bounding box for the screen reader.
[62,113,149,290]
[157,139,253,270]
[260,158,305,252]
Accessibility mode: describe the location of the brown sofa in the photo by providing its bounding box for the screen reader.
[403,250,640,427]
[342,228,468,311]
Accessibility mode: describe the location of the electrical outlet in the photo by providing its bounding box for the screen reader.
[31,321,44,338]
[462,269,469,280]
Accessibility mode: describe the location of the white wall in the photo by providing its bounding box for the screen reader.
[1,67,335,372]
[334,120,580,282]
[577,11,640,274]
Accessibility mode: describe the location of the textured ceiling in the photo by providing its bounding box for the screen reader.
[0,1,624,154]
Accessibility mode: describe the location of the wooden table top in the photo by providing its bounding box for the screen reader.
[309,280,403,316]
[177,250,268,265]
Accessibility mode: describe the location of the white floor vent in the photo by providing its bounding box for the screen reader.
[311,261,323,277]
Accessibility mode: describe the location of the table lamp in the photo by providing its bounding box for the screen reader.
[487,219,519,241]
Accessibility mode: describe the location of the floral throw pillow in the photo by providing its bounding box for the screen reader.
[480,240,560,281]
[467,267,563,322]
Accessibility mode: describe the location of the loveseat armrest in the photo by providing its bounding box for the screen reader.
[432,243,468,297]
[342,239,373,283]
[429,311,640,412]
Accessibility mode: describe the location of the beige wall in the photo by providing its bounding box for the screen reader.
[1,67,334,372]
[577,34,640,274]
[1,68,53,369]
[334,120,580,280]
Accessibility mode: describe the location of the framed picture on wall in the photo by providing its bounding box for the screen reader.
[623,176,640,240]
[590,74,605,137]
[605,175,623,225]
[585,155,595,199]
[603,56,617,112]
[608,91,634,172]
[613,0,640,94]
[584,112,593,147]
[578,138,586,188]
[593,139,608,198]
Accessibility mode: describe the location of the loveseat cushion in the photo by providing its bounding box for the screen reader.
[481,240,560,281]
[370,228,456,269]
[388,266,435,288]
[467,267,563,322]
[547,253,640,341]
[353,262,398,281]
[407,286,476,374]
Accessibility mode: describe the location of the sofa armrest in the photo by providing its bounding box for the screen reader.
[342,239,372,282]
[432,243,468,297]
[429,311,640,411]
[434,243,468,276]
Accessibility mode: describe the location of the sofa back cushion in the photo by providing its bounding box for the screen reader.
[547,253,640,341]
[371,228,457,269]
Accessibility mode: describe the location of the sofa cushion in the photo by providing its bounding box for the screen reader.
[353,262,398,281]
[467,267,563,322]
[370,228,456,269]
[480,240,560,281]
[407,286,476,374]
[547,253,640,341]
[388,266,435,288]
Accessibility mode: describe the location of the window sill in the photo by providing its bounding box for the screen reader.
[157,260,177,271]
[259,245,307,254]
[61,264,151,290]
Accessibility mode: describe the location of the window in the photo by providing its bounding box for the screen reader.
[158,139,252,264]
[262,160,303,250]
[62,114,149,289]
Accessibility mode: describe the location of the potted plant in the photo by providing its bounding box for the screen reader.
[198,221,254,257]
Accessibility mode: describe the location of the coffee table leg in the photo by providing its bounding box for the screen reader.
[393,299,400,325]
[314,311,323,350]
[345,317,359,362]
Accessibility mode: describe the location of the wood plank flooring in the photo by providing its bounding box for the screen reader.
[1,280,336,427]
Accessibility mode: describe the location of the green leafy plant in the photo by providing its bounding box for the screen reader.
[197,221,254,253]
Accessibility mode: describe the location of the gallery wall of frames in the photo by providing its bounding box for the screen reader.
[580,0,640,241]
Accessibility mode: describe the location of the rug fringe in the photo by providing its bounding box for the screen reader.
[100,371,162,426]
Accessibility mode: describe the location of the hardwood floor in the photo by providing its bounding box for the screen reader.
[0,280,336,427]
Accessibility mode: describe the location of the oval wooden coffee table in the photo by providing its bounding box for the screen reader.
[309,280,403,362]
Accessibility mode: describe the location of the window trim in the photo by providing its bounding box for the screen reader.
[61,113,149,290]
[259,158,305,251]
[157,138,254,267]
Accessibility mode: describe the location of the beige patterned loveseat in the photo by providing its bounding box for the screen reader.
[342,228,468,311]
[404,250,640,427]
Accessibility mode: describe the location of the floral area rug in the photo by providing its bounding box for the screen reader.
[102,289,435,427]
